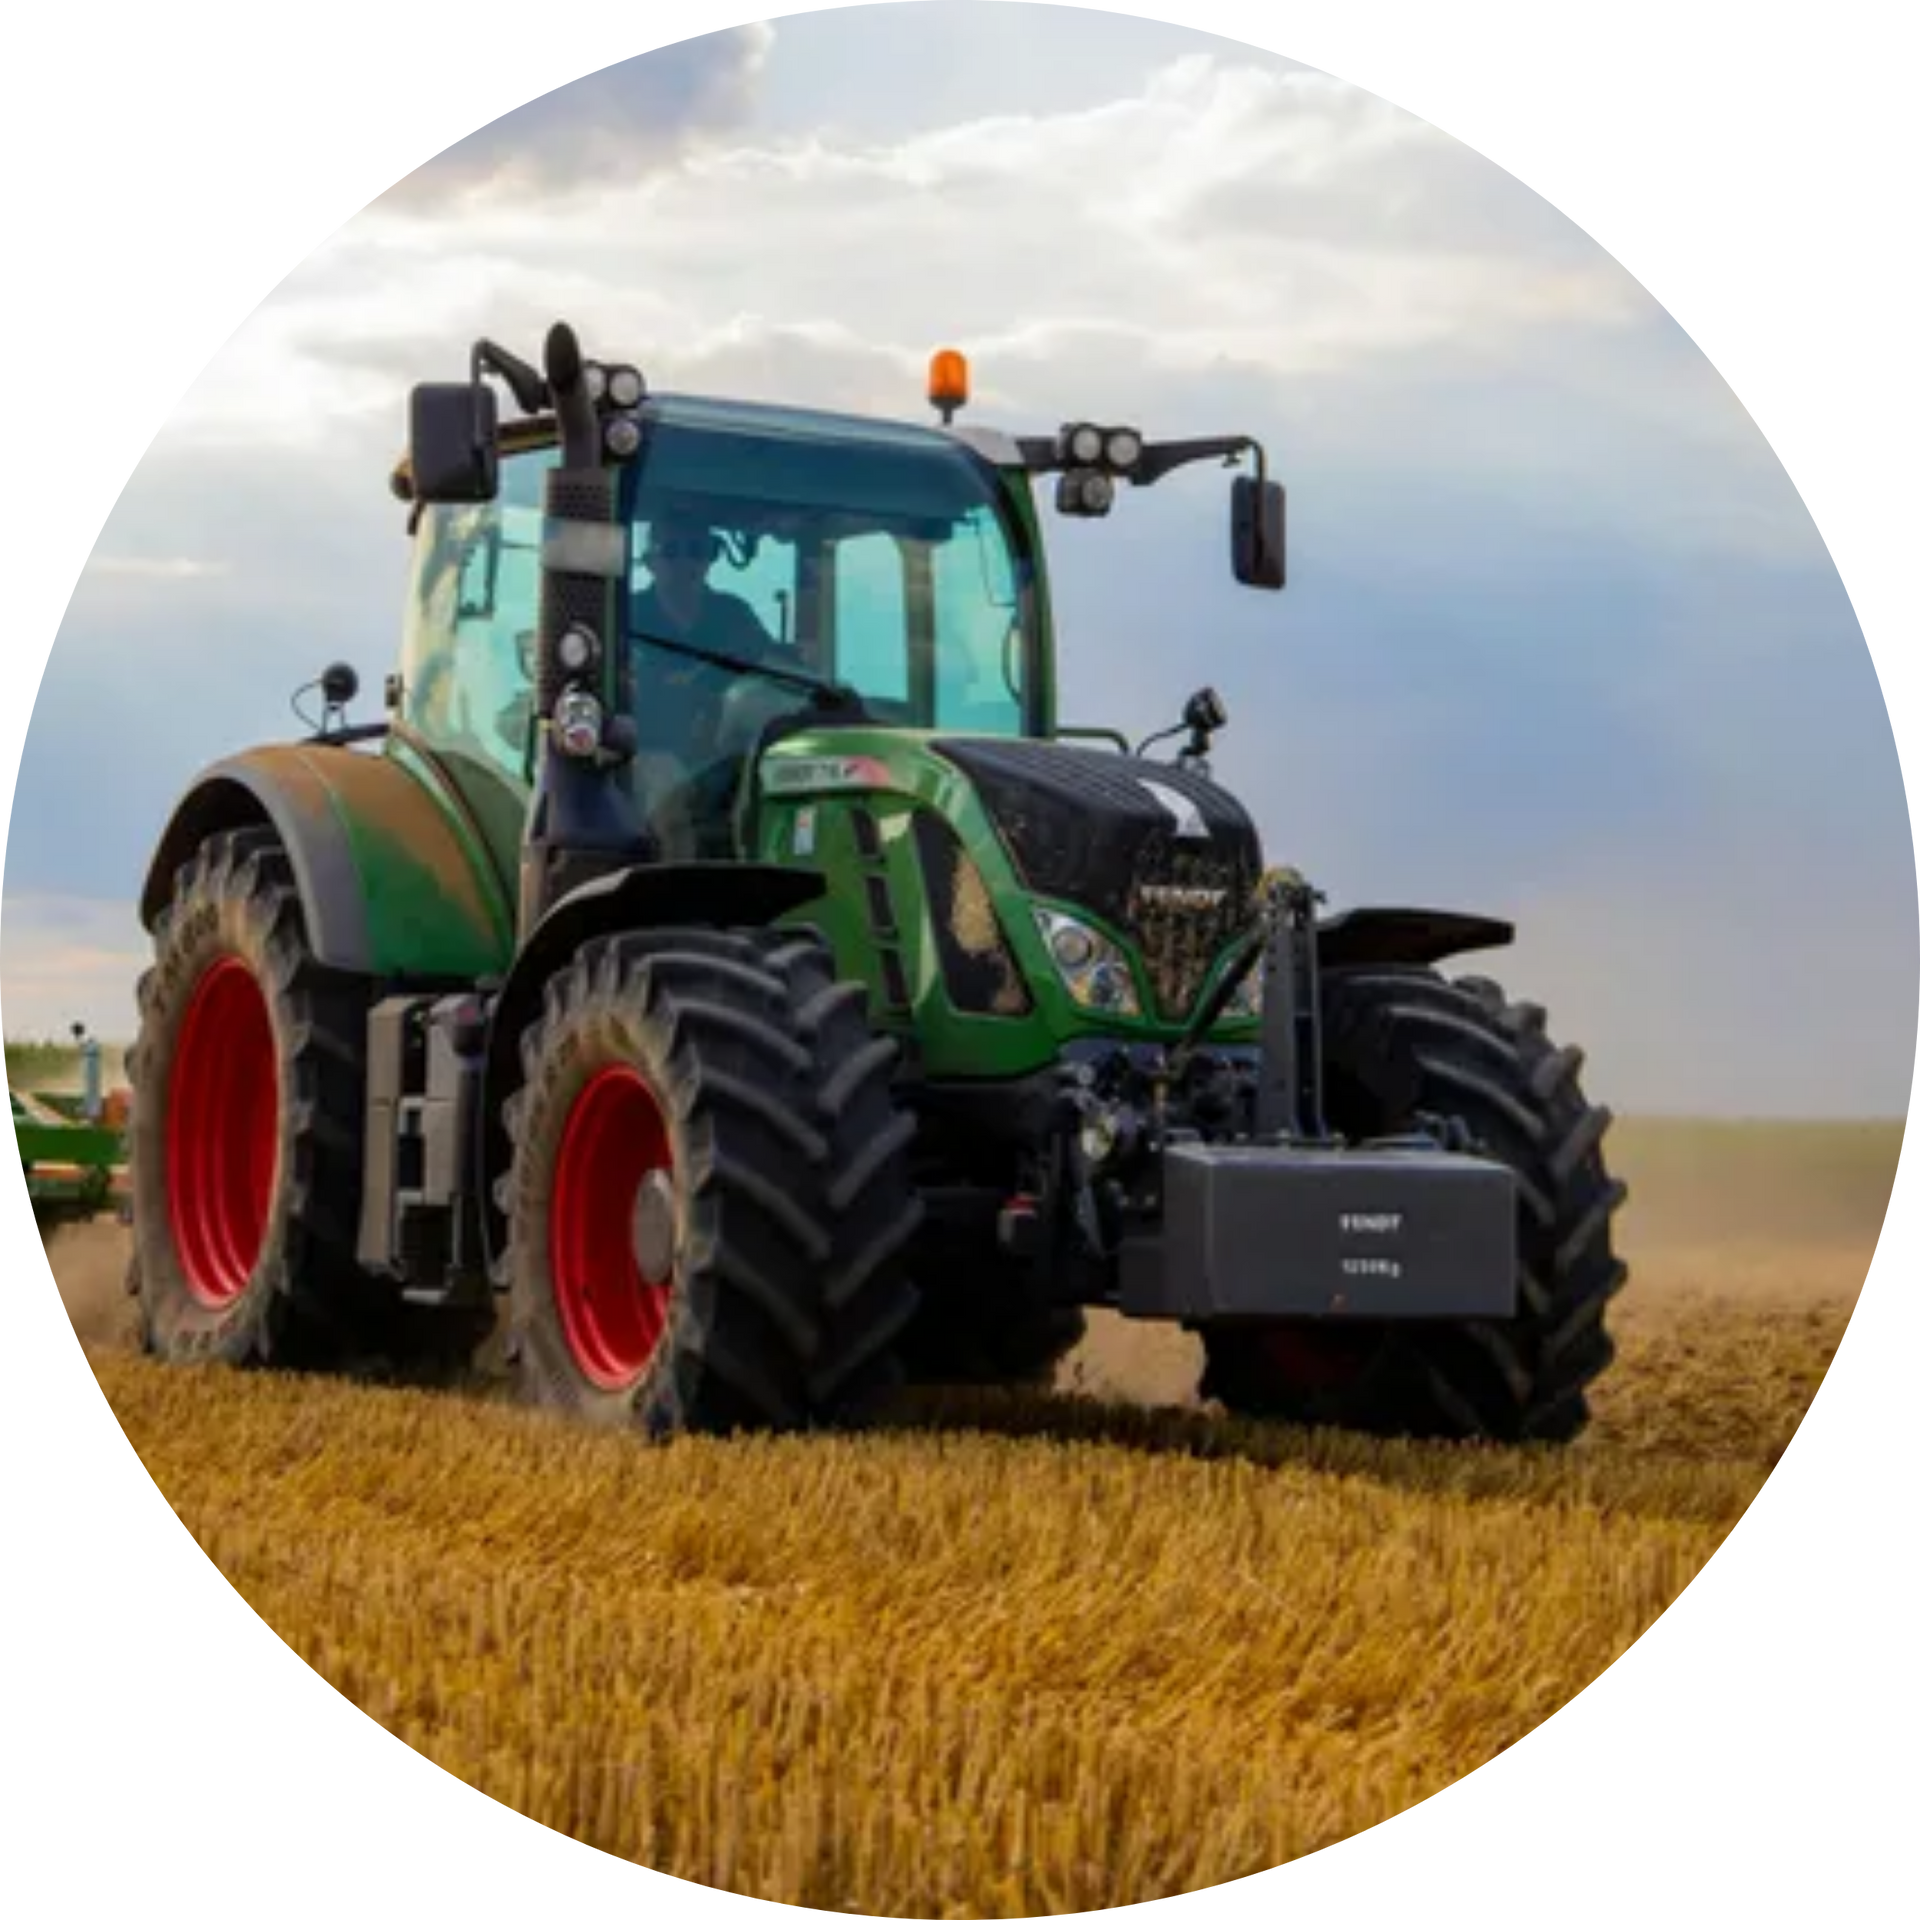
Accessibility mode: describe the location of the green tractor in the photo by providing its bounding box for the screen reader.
[125,322,1626,1442]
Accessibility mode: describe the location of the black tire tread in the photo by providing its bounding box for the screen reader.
[1198,962,1628,1444]
[126,827,389,1371]
[499,927,922,1434]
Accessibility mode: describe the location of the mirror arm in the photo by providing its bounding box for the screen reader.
[471,338,550,416]
[1014,432,1266,488]
[1132,435,1263,487]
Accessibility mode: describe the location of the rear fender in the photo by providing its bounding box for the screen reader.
[139,745,515,980]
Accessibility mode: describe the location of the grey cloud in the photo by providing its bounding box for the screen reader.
[375,25,774,209]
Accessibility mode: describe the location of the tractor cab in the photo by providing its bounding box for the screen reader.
[394,391,1047,870]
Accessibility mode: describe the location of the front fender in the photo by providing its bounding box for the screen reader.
[477,860,827,1272]
[1316,906,1514,972]
[139,744,515,980]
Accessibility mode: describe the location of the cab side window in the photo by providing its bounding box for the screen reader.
[400,448,552,784]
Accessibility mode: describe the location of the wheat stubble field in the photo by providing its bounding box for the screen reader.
[45,1118,1894,1916]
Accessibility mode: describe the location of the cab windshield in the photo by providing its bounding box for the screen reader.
[622,400,1035,741]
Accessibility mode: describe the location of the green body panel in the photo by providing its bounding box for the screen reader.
[752,727,1259,1081]
[375,727,522,971]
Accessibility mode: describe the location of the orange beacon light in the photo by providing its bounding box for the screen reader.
[929,348,969,424]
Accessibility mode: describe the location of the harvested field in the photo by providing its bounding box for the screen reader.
[51,1119,1893,1914]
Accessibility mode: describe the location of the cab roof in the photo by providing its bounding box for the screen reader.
[390,386,1018,499]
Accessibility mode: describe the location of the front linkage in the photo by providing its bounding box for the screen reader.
[1004,870,1514,1328]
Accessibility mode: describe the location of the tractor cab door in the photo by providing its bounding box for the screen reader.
[396,443,557,883]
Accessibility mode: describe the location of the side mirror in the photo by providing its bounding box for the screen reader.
[408,381,499,504]
[1231,475,1286,589]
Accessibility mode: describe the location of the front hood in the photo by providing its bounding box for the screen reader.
[933,736,1264,1021]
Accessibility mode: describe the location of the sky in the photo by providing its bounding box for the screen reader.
[3,0,1911,1118]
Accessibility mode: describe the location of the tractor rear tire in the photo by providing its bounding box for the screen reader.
[497,928,923,1435]
[126,826,389,1370]
[1198,964,1628,1444]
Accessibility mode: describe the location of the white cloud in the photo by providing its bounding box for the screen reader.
[153,53,1654,449]
[168,44,1788,605]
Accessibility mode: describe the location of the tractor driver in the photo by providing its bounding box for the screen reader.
[629,507,783,852]
[629,509,778,754]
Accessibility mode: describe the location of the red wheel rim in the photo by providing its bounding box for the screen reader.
[549,1064,677,1392]
[165,956,280,1309]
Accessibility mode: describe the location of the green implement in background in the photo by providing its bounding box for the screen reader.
[13,1088,127,1225]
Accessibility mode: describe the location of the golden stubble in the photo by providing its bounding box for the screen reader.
[62,1116,1885,1915]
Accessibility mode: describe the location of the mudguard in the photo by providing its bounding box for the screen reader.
[138,744,515,981]
[1315,906,1513,971]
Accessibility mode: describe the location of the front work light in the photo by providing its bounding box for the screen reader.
[1065,422,1104,465]
[553,688,604,758]
[555,622,600,678]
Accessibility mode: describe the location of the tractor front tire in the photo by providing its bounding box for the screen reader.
[1198,964,1628,1444]
[126,826,385,1369]
[497,928,923,1435]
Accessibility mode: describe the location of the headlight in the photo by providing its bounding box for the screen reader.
[1034,907,1141,1018]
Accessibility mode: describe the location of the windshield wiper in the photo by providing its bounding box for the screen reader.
[631,627,863,712]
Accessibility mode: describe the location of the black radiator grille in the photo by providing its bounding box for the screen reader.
[1124,841,1258,1021]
